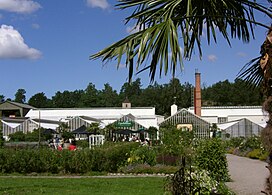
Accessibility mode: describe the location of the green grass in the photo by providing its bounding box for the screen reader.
[0,177,166,195]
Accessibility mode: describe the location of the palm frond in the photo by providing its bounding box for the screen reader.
[91,0,272,82]
[237,56,263,88]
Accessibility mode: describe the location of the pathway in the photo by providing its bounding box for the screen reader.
[226,154,269,195]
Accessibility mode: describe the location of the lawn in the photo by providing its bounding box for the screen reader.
[0,176,166,195]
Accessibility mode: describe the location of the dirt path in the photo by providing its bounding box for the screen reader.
[226,154,269,195]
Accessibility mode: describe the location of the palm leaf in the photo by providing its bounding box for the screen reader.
[90,0,272,82]
[237,56,263,88]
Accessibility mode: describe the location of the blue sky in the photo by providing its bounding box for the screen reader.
[0,0,270,101]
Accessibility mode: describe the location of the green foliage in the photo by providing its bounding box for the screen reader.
[28,92,51,108]
[159,125,194,157]
[0,133,4,148]
[10,77,263,116]
[14,88,26,104]
[246,149,269,161]
[239,136,262,152]
[195,138,229,182]
[76,140,89,148]
[226,137,246,148]
[127,146,157,166]
[9,131,25,141]
[202,79,262,106]
[0,142,141,174]
[61,131,74,141]
[91,0,270,82]
[9,129,53,142]
[247,149,262,159]
[165,157,218,195]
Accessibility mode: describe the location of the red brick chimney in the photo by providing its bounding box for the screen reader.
[194,72,201,116]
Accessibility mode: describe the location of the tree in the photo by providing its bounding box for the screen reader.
[0,95,4,103]
[239,28,272,194]
[97,83,120,107]
[14,89,26,103]
[28,92,50,108]
[79,83,98,107]
[57,123,73,141]
[87,123,100,135]
[120,78,142,106]
[91,0,271,82]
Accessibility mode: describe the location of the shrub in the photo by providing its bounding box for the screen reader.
[159,126,194,157]
[0,142,140,174]
[9,131,25,142]
[195,138,229,182]
[165,157,218,194]
[239,136,262,152]
[98,142,140,172]
[127,146,157,166]
[76,140,89,149]
[247,148,269,161]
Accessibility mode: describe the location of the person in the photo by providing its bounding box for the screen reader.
[68,140,77,151]
[57,144,63,151]
[54,136,60,149]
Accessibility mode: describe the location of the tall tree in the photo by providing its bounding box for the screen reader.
[97,83,120,107]
[28,92,50,108]
[14,89,26,103]
[239,27,272,194]
[0,95,4,103]
[120,78,142,106]
[79,83,98,107]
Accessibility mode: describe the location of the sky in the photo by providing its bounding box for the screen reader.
[0,0,271,101]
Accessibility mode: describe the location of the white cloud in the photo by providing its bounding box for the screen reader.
[0,25,42,59]
[207,54,217,62]
[31,23,40,29]
[86,0,110,10]
[0,0,41,14]
[237,52,247,57]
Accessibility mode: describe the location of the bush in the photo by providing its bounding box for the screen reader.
[247,149,262,159]
[195,138,229,182]
[159,126,194,157]
[247,148,269,161]
[0,142,140,174]
[76,140,89,149]
[127,146,157,166]
[9,131,25,142]
[165,157,218,194]
[239,136,262,152]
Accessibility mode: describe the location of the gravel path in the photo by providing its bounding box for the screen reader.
[226,154,269,195]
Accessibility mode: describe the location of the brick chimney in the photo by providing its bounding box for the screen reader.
[194,72,201,116]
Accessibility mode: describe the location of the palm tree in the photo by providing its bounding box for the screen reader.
[239,27,272,195]
[91,0,271,82]
[91,0,272,193]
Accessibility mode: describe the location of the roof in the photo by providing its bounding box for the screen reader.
[2,117,29,123]
[3,101,36,109]
[217,118,264,130]
[161,108,210,125]
[79,116,101,122]
[72,125,89,134]
[123,97,130,103]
